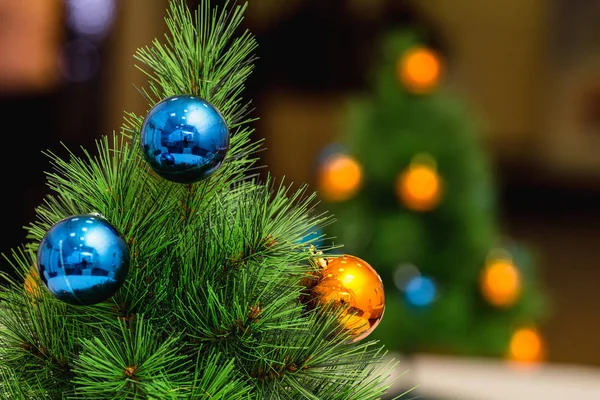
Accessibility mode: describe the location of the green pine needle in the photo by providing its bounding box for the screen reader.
[72,315,189,399]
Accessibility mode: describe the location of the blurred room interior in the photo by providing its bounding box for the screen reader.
[1,0,600,397]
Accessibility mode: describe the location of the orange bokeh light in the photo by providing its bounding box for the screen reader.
[318,154,362,202]
[398,46,442,94]
[396,164,442,211]
[24,267,41,300]
[481,259,521,307]
[509,327,544,364]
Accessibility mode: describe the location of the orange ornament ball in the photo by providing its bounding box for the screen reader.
[309,255,385,342]
[397,46,443,94]
[481,258,521,307]
[396,163,442,212]
[317,153,362,202]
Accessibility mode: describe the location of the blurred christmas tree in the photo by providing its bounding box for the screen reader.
[316,29,548,361]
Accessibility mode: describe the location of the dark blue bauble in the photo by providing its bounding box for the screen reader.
[140,95,230,184]
[36,215,130,306]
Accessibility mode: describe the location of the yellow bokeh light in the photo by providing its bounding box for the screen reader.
[481,259,521,307]
[509,327,544,364]
[318,154,362,202]
[398,46,443,94]
[396,163,442,212]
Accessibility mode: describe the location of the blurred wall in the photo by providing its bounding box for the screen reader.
[0,0,63,274]
[0,0,62,93]
[104,0,169,136]
[407,0,551,164]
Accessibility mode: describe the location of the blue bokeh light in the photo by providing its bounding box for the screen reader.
[404,276,437,307]
[299,226,325,248]
[66,0,116,39]
[315,143,348,167]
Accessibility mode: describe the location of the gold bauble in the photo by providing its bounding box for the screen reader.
[309,255,385,342]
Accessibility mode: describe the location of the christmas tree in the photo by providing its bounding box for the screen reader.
[316,29,547,360]
[0,1,398,398]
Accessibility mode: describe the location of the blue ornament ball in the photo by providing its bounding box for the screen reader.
[140,95,230,184]
[36,214,130,306]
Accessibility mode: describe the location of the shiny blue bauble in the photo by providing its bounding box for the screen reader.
[140,95,230,184]
[36,215,130,306]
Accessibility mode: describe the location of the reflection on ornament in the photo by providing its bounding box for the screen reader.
[140,95,230,184]
[481,256,521,307]
[396,155,442,211]
[340,313,371,337]
[397,46,442,94]
[404,276,436,307]
[37,214,130,306]
[307,255,385,342]
[317,153,362,202]
[508,327,544,364]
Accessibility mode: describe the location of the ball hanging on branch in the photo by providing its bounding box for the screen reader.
[397,45,443,94]
[140,94,230,184]
[480,250,521,308]
[306,254,385,342]
[396,153,443,212]
[36,214,130,306]
[317,152,363,202]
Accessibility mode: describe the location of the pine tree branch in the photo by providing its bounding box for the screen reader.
[72,315,189,399]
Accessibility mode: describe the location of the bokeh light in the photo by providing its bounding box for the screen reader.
[396,155,443,212]
[316,143,348,166]
[299,226,325,248]
[60,39,101,83]
[404,276,437,307]
[508,327,545,364]
[397,46,443,94]
[317,153,363,202]
[481,256,521,307]
[393,263,421,291]
[66,0,117,39]
[24,268,41,299]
